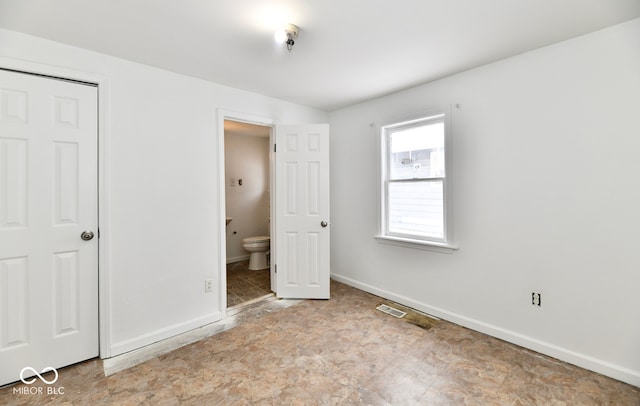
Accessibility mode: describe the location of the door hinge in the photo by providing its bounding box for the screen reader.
[273,143,276,152]
[97,228,100,239]
[275,264,277,273]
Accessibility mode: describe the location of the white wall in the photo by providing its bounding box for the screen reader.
[0,28,327,356]
[225,133,270,261]
[329,18,640,386]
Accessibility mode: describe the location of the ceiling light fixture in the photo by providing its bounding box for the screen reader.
[274,23,299,52]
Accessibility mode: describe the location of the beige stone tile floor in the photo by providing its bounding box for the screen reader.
[1,281,638,405]
[227,260,272,308]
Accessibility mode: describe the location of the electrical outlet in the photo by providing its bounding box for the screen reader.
[205,279,214,293]
[531,292,542,307]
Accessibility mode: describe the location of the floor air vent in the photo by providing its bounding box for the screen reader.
[376,304,407,318]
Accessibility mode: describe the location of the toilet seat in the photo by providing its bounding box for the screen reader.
[243,242,269,249]
[243,236,270,244]
[242,236,270,248]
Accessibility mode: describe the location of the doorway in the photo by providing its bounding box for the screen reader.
[217,111,331,309]
[223,120,273,308]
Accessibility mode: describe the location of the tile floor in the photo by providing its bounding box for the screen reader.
[1,281,638,405]
[226,260,272,308]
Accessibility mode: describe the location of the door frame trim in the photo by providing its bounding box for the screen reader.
[216,109,274,316]
[0,57,112,358]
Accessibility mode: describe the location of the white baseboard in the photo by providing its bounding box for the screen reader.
[107,311,222,361]
[102,296,302,376]
[227,254,250,264]
[331,272,640,388]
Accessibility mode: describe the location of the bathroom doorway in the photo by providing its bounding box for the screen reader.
[223,119,273,308]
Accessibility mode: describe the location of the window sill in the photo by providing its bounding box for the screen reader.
[374,235,458,254]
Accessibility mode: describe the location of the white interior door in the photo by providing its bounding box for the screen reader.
[0,69,99,385]
[275,124,330,299]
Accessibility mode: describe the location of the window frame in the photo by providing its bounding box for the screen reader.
[377,111,457,253]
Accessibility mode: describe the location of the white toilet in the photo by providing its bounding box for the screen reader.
[242,236,270,270]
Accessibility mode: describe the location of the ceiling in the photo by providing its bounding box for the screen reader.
[1,0,639,111]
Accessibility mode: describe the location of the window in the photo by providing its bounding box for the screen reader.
[378,113,454,250]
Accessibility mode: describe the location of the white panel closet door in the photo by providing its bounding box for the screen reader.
[0,69,98,385]
[275,124,330,299]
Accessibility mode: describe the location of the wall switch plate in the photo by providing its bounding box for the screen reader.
[205,279,214,293]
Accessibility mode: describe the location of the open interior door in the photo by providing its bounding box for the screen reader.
[274,124,330,299]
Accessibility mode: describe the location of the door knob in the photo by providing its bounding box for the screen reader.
[81,231,94,241]
[320,221,328,228]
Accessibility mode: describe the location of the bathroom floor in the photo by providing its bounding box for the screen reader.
[226,260,272,307]
[2,280,637,405]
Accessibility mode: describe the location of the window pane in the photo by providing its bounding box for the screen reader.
[389,122,444,180]
[388,180,444,239]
